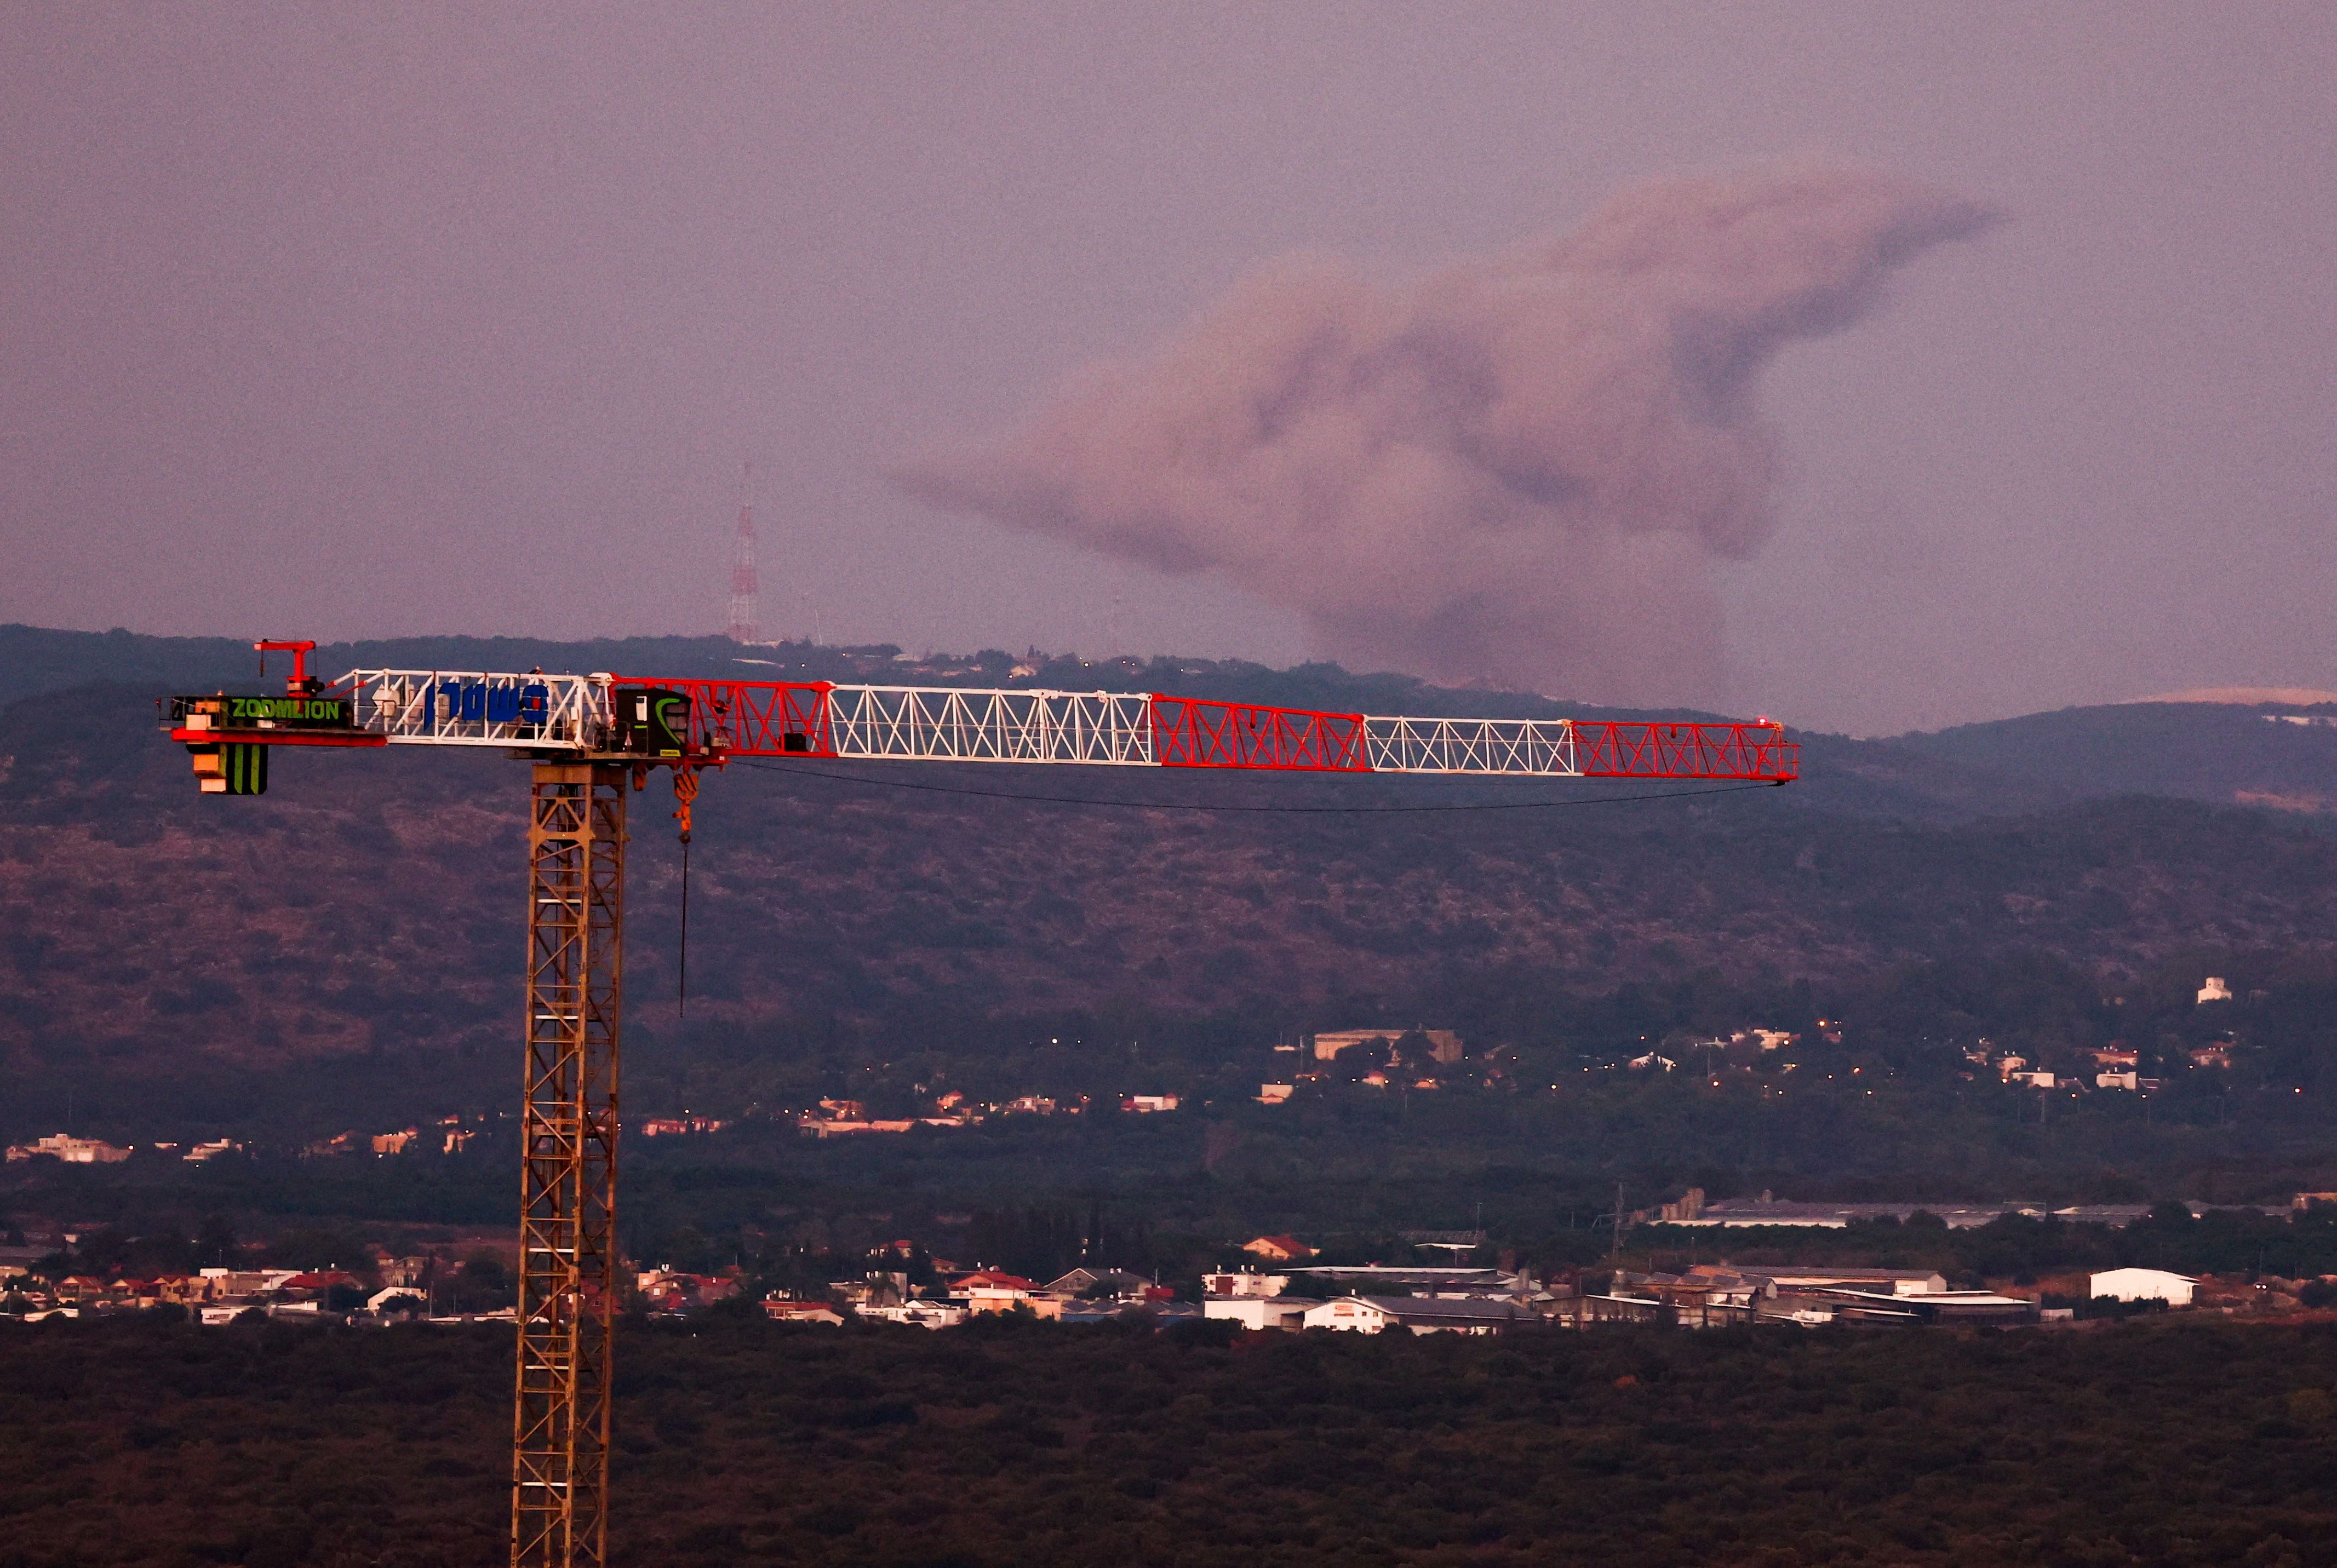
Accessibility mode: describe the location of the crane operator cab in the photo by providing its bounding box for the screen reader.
[609,688,693,759]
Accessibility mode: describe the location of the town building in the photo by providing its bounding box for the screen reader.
[1752,1268,1949,1296]
[1242,1234,1316,1261]
[1203,1270,1289,1298]
[1302,1295,1530,1335]
[1043,1267,1153,1303]
[952,1271,1050,1315]
[1310,1029,1463,1064]
[858,1301,965,1329]
[2090,1267,2198,1306]
[4,1134,131,1164]
[761,1301,845,1325]
[1204,1294,1321,1330]
[1660,1188,1708,1222]
[640,1115,728,1136]
[1795,1289,2037,1325]
[1399,1229,1488,1258]
[1668,1200,2024,1230]
[1294,1266,1510,1293]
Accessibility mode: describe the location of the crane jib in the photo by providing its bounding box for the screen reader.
[168,669,1797,782]
[602,677,1799,782]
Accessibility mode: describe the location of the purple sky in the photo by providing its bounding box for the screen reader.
[4,4,2333,733]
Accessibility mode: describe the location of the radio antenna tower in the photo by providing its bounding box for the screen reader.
[725,461,759,644]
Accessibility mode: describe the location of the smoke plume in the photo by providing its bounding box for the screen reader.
[900,168,1994,705]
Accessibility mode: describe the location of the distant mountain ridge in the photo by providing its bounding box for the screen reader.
[2129,686,2337,706]
[6,623,2337,1116]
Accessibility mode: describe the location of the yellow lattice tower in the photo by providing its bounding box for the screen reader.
[512,763,625,1568]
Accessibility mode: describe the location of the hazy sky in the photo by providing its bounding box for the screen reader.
[4,4,2333,733]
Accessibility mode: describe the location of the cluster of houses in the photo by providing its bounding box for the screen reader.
[794,1092,1178,1139]
[1620,1028,1806,1076]
[5,1238,2322,1334]
[640,1116,727,1137]
[1259,1028,1517,1100]
[741,1238,2193,1337]
[756,1262,1184,1328]
[1187,1263,2047,1332]
[1970,1037,2233,1094]
[1196,1260,2323,1332]
[1644,1189,2213,1229]
[4,1134,242,1164]
[0,1256,460,1325]
[306,1115,481,1157]
[4,1109,743,1165]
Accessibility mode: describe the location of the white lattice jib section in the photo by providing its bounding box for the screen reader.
[344,669,602,750]
[821,686,1158,765]
[1363,716,1582,776]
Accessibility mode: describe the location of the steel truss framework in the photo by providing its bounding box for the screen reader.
[513,764,625,1568]
[333,668,1798,783]
[346,669,603,750]
[621,679,1802,782]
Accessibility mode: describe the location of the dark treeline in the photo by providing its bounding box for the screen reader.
[7,1312,2337,1567]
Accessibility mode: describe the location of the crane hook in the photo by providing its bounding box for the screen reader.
[672,765,702,1016]
[671,766,700,845]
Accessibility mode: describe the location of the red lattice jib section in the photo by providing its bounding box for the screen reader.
[625,679,834,758]
[1149,696,1371,771]
[1571,722,1797,780]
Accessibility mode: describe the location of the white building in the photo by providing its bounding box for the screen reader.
[4,1134,131,1164]
[2089,1267,2197,1307]
[2198,977,2232,1004]
[1756,1269,1948,1297]
[1301,1295,1529,1336]
[859,1302,967,1329]
[1204,1295,1319,1331]
[1203,1270,1288,1298]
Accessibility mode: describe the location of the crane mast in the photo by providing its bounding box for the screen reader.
[513,763,625,1567]
[163,641,1797,1567]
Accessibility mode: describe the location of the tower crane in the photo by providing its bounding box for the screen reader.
[163,637,1798,1568]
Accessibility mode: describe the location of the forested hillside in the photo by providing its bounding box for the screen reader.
[7,683,2337,1083]
[6,625,2337,1150]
